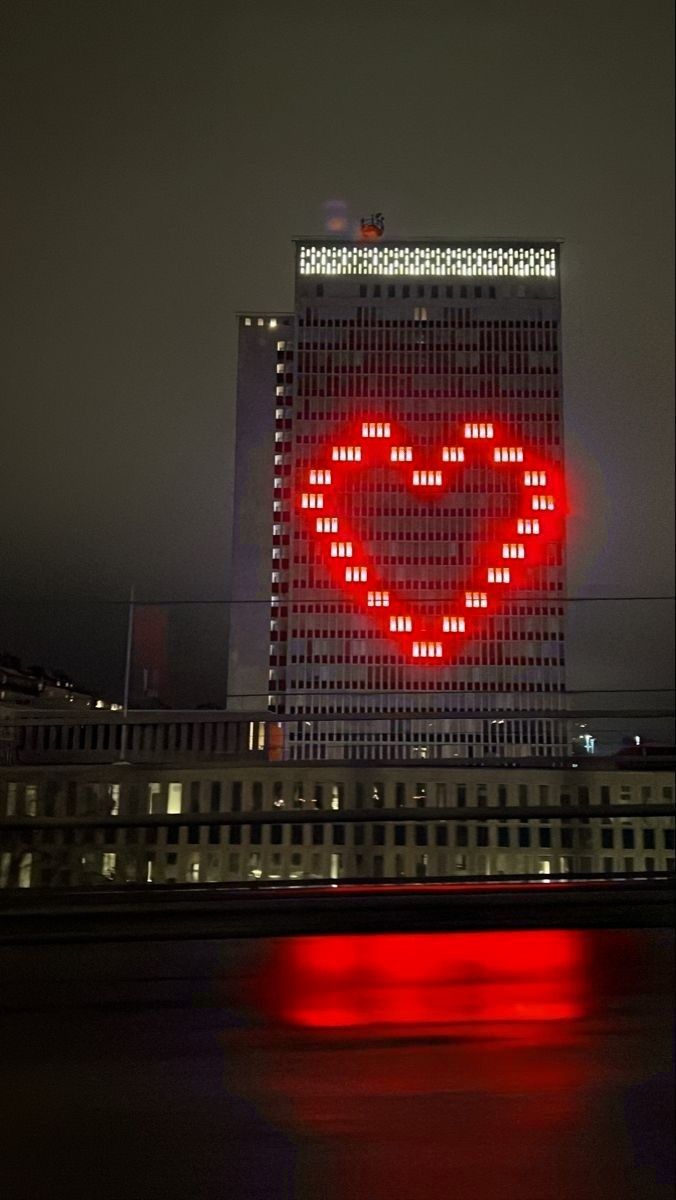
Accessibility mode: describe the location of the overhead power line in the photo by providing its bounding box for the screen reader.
[0,595,674,607]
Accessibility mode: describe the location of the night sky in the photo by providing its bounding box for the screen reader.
[1,1,673,720]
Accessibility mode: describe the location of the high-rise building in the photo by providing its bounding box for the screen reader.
[229,237,566,760]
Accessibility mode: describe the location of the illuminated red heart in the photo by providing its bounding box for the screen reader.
[297,419,563,664]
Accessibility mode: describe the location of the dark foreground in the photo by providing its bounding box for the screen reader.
[0,915,673,1200]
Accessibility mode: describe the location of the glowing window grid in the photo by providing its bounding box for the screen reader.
[298,244,557,278]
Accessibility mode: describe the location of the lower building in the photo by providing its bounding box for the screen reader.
[1,761,673,888]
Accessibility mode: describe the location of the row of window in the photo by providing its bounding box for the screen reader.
[8,823,675,853]
[4,778,670,818]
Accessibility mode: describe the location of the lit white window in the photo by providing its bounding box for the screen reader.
[390,615,412,632]
[412,470,443,486]
[167,783,182,814]
[532,494,555,511]
[276,340,286,351]
[494,447,524,462]
[301,493,324,509]
[269,318,277,328]
[442,616,466,632]
[367,591,390,607]
[390,446,413,462]
[257,318,264,326]
[465,591,488,608]
[309,469,331,485]
[345,565,367,581]
[332,445,362,461]
[524,470,547,486]
[412,641,443,657]
[330,541,353,558]
[488,567,511,583]
[316,516,338,533]
[244,317,252,326]
[517,518,540,535]
[362,422,391,438]
[442,446,464,462]
[502,543,525,559]
[464,422,494,439]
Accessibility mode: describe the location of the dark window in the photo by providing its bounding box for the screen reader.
[167,826,179,844]
[395,825,407,846]
[415,825,428,846]
[291,824,303,845]
[498,827,510,847]
[457,785,466,807]
[188,825,200,844]
[622,828,635,849]
[601,829,614,849]
[456,825,468,847]
[642,828,655,850]
[208,825,220,845]
[539,827,552,847]
[373,825,385,846]
[231,782,242,812]
[476,826,489,846]
[333,825,345,845]
[210,782,222,812]
[229,825,241,844]
[312,825,324,845]
[435,825,448,846]
[561,828,573,848]
[395,782,406,807]
[271,824,283,845]
[518,827,531,848]
[664,830,675,849]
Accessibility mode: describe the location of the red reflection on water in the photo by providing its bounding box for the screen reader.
[261,930,586,1028]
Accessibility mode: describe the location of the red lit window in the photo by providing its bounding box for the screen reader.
[466,592,488,608]
[309,469,332,485]
[502,543,525,559]
[330,541,353,558]
[331,446,362,462]
[413,470,443,486]
[316,516,338,533]
[517,518,540,534]
[368,590,390,607]
[442,616,465,632]
[362,422,391,438]
[390,446,413,462]
[464,422,494,439]
[532,494,555,511]
[524,470,547,486]
[345,566,367,582]
[301,493,324,509]
[442,446,465,462]
[494,447,524,463]
[412,641,443,658]
[488,567,511,583]
[390,615,412,632]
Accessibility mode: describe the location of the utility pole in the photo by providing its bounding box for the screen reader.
[117,585,135,764]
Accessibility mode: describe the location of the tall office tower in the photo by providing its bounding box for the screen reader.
[229,238,566,761]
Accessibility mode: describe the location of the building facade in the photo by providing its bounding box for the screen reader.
[1,760,673,889]
[228,239,566,761]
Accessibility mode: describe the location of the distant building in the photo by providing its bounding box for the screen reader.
[0,655,119,713]
[0,712,672,888]
[229,237,566,761]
